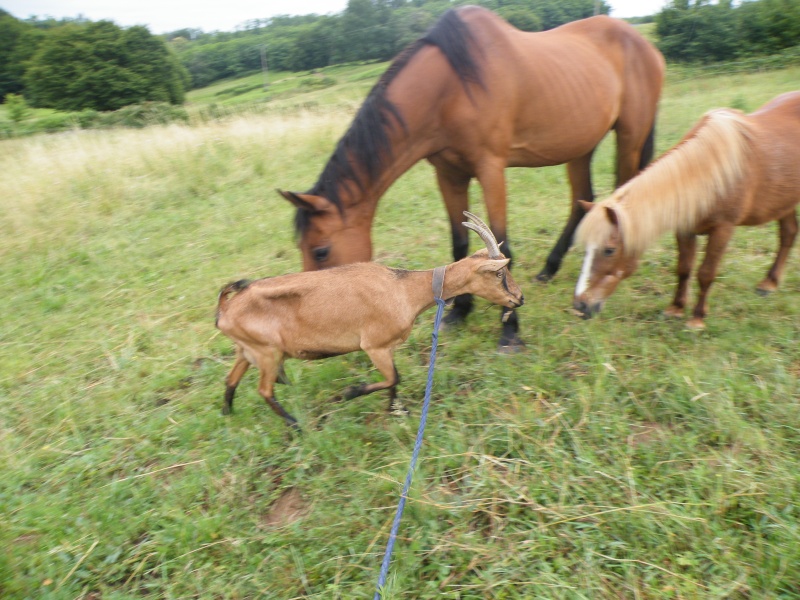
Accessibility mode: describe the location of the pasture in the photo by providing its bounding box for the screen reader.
[2,63,800,598]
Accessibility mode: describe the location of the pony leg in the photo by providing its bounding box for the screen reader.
[757,211,798,295]
[222,346,250,415]
[665,232,697,318]
[435,163,474,327]
[475,159,524,353]
[689,225,735,329]
[537,151,595,282]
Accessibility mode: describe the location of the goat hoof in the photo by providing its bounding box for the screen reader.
[342,385,363,401]
[535,270,553,283]
[389,402,409,416]
[221,405,232,415]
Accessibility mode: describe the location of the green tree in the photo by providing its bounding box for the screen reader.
[0,11,41,98]
[24,21,189,111]
[656,0,739,62]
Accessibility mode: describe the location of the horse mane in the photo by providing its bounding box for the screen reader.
[576,109,755,256]
[295,8,484,235]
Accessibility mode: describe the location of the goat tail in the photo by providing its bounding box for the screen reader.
[215,279,251,327]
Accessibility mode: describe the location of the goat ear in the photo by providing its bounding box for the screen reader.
[604,205,620,227]
[578,199,594,213]
[478,258,510,272]
[277,190,333,213]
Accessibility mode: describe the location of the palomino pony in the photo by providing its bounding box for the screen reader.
[573,91,800,329]
[280,6,664,351]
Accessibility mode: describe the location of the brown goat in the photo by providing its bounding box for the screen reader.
[215,212,524,428]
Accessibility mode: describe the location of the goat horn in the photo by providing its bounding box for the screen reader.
[462,211,502,259]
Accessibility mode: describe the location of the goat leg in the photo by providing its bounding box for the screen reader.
[264,395,300,430]
[222,349,250,415]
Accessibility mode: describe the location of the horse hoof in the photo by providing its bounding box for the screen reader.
[497,337,526,354]
[663,306,683,319]
[440,310,466,331]
[755,287,773,297]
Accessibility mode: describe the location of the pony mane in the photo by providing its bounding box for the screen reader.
[576,109,755,256]
[296,9,483,235]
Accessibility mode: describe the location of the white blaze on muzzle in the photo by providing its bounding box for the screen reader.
[575,244,596,298]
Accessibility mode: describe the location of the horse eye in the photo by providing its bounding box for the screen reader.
[603,247,616,257]
[313,246,330,263]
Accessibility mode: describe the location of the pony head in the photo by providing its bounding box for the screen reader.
[573,200,640,318]
[279,190,373,271]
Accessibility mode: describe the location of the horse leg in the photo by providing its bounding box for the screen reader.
[222,346,250,415]
[757,210,798,295]
[615,121,655,187]
[665,232,697,318]
[473,158,524,352]
[435,163,473,327]
[536,151,595,282]
[688,225,734,330]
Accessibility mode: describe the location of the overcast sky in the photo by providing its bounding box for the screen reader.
[3,0,668,34]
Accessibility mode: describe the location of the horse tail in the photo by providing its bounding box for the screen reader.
[216,280,251,328]
[421,9,484,95]
[639,122,656,171]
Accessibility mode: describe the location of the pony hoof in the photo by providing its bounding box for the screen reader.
[221,405,232,416]
[684,318,706,330]
[663,306,684,319]
[755,287,774,297]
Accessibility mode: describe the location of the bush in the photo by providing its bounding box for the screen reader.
[297,76,337,90]
[4,93,29,123]
[93,102,189,128]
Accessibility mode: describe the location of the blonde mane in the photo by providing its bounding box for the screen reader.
[576,109,754,256]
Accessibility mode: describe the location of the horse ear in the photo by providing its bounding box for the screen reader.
[604,205,620,227]
[578,200,594,213]
[277,190,333,213]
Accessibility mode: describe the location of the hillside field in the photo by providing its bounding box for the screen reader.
[2,62,800,598]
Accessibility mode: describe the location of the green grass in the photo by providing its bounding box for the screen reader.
[3,63,800,599]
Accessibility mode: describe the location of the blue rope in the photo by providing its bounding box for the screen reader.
[373,297,447,600]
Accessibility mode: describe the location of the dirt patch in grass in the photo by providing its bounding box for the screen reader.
[262,487,309,528]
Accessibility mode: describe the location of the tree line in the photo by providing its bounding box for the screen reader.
[2,0,800,114]
[656,0,800,62]
[169,0,610,88]
[0,10,188,111]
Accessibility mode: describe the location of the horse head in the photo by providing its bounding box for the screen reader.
[573,201,639,318]
[279,190,373,271]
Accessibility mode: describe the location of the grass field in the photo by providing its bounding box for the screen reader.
[3,61,800,599]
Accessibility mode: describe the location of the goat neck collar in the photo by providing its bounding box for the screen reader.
[432,266,446,301]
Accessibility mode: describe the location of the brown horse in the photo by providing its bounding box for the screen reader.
[573,91,800,329]
[279,6,664,350]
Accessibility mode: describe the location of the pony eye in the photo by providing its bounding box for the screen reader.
[603,247,616,257]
